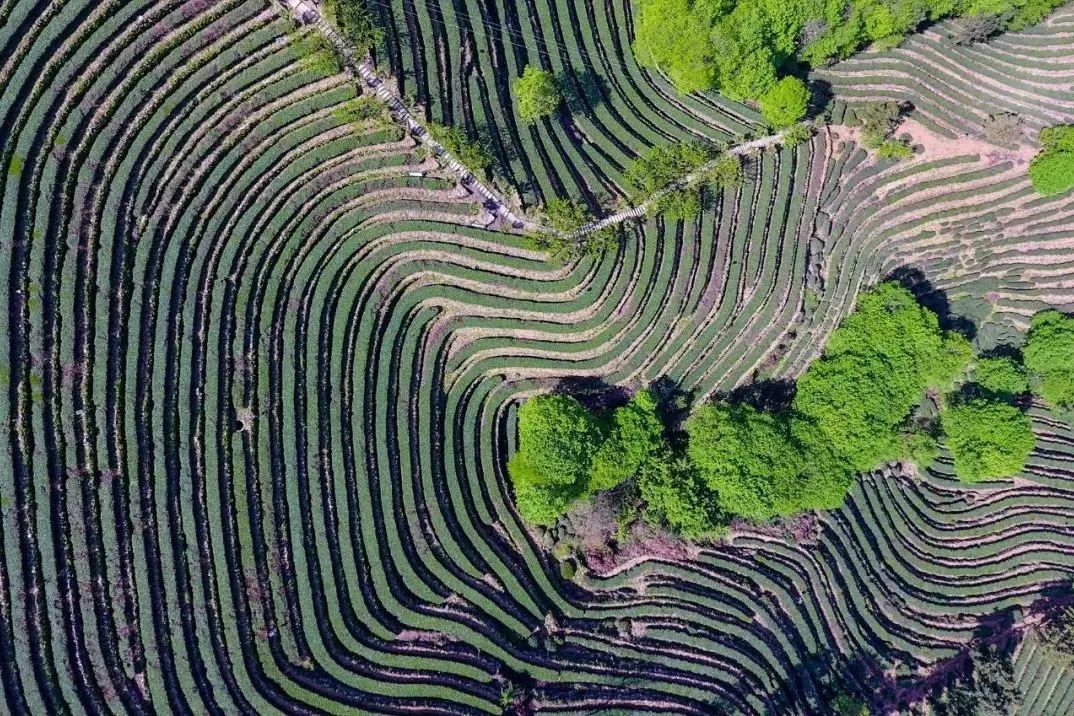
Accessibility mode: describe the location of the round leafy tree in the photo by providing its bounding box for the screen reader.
[514,66,562,122]
[588,389,665,492]
[1024,309,1074,409]
[758,76,810,128]
[941,399,1035,482]
[975,356,1029,397]
[687,403,804,520]
[508,394,605,524]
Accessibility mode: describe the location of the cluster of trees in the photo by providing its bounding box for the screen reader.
[929,644,1022,715]
[1029,124,1074,196]
[509,285,1074,534]
[623,141,742,219]
[632,0,1064,112]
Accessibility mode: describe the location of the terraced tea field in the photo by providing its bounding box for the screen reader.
[2,0,1074,713]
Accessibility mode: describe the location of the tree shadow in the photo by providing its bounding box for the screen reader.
[559,68,607,115]
[728,378,797,413]
[887,266,977,339]
[807,78,835,122]
[650,375,695,431]
[553,376,631,413]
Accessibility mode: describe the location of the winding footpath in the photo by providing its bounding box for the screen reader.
[279,0,796,239]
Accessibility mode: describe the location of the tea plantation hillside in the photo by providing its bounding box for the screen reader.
[1,0,1074,713]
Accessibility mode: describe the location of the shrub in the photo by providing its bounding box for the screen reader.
[427,123,493,174]
[948,13,1004,44]
[325,0,383,52]
[941,398,1034,482]
[758,77,810,128]
[514,66,561,122]
[532,199,620,260]
[1024,309,1074,408]
[875,139,914,160]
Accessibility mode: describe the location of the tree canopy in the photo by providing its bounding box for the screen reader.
[514,66,562,122]
[632,0,1066,103]
[941,398,1034,482]
[1030,125,1074,196]
[974,356,1029,397]
[1023,309,1074,409]
[758,77,810,128]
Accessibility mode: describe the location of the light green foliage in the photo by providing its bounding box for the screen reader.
[513,66,562,122]
[793,282,971,471]
[588,389,666,491]
[941,398,1034,482]
[333,96,384,125]
[325,0,384,52]
[703,153,744,191]
[8,155,23,177]
[831,694,869,716]
[781,123,815,148]
[687,403,805,520]
[975,356,1029,397]
[532,199,620,261]
[900,425,942,470]
[633,0,721,94]
[638,451,726,539]
[874,139,914,160]
[625,141,715,219]
[758,77,810,128]
[1024,309,1074,408]
[1029,124,1074,196]
[633,0,1065,103]
[428,123,493,174]
[291,30,342,75]
[508,395,605,524]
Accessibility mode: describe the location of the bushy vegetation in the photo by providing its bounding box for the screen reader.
[1038,606,1074,668]
[623,141,741,219]
[632,0,1065,102]
[1024,309,1074,408]
[929,644,1023,716]
[513,66,562,122]
[974,356,1029,397]
[427,122,493,174]
[941,398,1034,482]
[857,101,914,159]
[325,0,383,52]
[1029,124,1074,196]
[531,199,621,260]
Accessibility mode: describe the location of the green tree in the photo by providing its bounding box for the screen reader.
[508,395,606,524]
[326,0,384,52]
[758,77,811,128]
[687,403,805,519]
[514,66,562,122]
[1029,124,1074,196]
[931,644,1022,716]
[941,398,1034,482]
[531,199,620,261]
[589,389,666,491]
[633,0,721,94]
[427,123,493,174]
[1038,605,1074,669]
[638,450,726,538]
[974,356,1029,397]
[1024,309,1074,408]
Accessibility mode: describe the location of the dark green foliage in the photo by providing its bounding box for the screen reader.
[633,0,1065,101]
[974,356,1029,397]
[1024,309,1074,408]
[1038,606,1074,669]
[948,13,1004,44]
[780,123,815,148]
[874,139,914,160]
[625,141,714,202]
[793,282,971,472]
[758,77,810,128]
[941,398,1034,482]
[589,389,667,491]
[326,0,383,52]
[1029,125,1074,196]
[514,66,562,122]
[687,403,805,520]
[291,30,342,75]
[931,645,1022,716]
[638,451,726,539]
[858,101,911,158]
[333,96,384,125]
[830,694,868,716]
[532,199,621,261]
[428,123,493,174]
